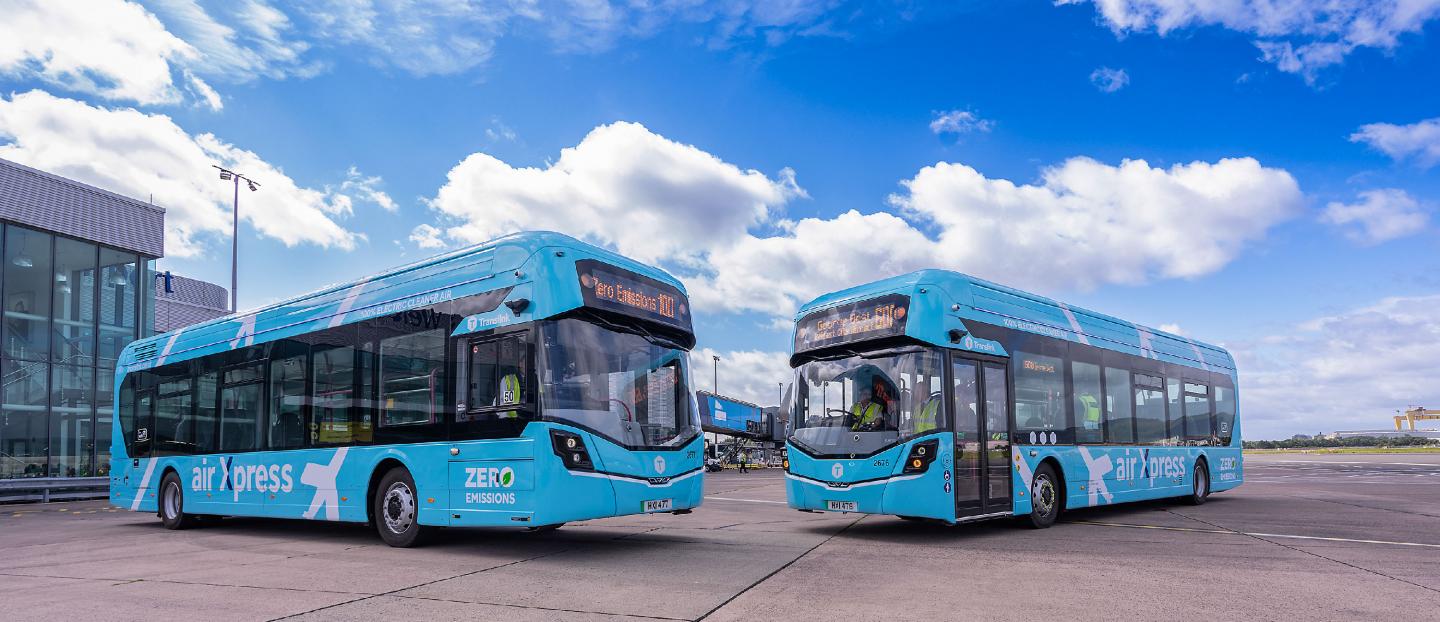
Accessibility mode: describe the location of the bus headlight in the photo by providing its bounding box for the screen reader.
[551,430,595,471]
[902,439,939,474]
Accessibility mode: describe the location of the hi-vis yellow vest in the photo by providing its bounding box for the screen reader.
[1078,394,1101,427]
[914,399,939,434]
[851,402,881,430]
[499,374,521,419]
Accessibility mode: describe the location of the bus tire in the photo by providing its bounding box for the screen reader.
[1025,463,1063,529]
[159,472,197,530]
[374,467,431,548]
[1186,460,1210,506]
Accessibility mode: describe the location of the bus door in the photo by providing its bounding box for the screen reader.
[952,358,1011,519]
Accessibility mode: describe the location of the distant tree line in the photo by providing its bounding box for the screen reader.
[1245,436,1439,449]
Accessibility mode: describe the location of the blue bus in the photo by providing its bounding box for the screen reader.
[784,270,1241,527]
[109,232,704,546]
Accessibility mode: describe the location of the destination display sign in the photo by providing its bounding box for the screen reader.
[576,259,692,332]
[794,293,910,353]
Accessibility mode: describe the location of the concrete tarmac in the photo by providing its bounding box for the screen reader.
[2,453,1438,621]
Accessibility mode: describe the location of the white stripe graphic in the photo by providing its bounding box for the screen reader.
[571,468,704,488]
[784,472,922,489]
[156,329,185,366]
[328,281,369,328]
[130,458,157,511]
[1057,303,1090,345]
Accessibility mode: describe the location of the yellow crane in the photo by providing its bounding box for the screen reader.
[1394,407,1440,431]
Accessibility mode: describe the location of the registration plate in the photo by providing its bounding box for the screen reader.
[826,500,858,512]
[643,499,673,513]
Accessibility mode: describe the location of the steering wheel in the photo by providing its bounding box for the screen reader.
[822,408,852,428]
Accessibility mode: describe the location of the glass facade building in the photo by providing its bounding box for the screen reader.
[0,157,163,483]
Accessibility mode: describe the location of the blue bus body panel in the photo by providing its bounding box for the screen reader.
[110,232,702,525]
[111,422,703,525]
[786,433,956,521]
[788,269,1243,521]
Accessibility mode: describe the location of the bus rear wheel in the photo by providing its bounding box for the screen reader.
[1186,461,1210,506]
[374,468,432,548]
[159,472,197,530]
[1025,463,1063,529]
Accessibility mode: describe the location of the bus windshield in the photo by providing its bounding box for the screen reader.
[539,317,697,449]
[791,347,945,456]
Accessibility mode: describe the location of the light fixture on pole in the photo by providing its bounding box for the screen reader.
[212,165,260,313]
[712,355,721,395]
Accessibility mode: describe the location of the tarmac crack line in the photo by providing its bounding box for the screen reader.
[1285,494,1440,520]
[693,514,865,622]
[1161,509,1440,596]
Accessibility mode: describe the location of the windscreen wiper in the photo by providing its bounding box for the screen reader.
[582,312,687,351]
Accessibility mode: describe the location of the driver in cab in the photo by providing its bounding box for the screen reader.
[849,377,895,431]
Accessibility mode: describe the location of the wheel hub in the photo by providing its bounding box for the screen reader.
[382,483,416,534]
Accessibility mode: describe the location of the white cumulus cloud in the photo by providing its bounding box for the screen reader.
[694,347,793,406]
[0,90,370,257]
[422,123,1301,319]
[0,0,219,109]
[929,110,994,136]
[1059,0,1440,83]
[429,121,804,266]
[1089,66,1130,92]
[1351,116,1440,168]
[1320,189,1431,244]
[1235,294,1440,439]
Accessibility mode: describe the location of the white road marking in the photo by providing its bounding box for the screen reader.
[1077,520,1440,549]
[704,496,788,505]
[1256,460,1440,467]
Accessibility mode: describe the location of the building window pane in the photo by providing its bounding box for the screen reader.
[270,352,307,449]
[141,259,157,338]
[380,329,445,427]
[98,249,138,368]
[51,365,94,477]
[1072,362,1103,443]
[1013,351,1064,432]
[96,371,114,475]
[4,226,53,362]
[53,237,97,365]
[1103,367,1134,443]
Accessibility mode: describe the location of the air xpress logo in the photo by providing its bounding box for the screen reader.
[464,466,516,505]
[190,456,295,501]
[1115,449,1187,483]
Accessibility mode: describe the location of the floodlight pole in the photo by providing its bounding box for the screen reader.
[213,165,259,313]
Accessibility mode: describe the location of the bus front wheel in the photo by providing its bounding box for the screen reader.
[1025,463,1063,529]
[374,468,432,548]
[159,472,197,530]
[1186,461,1210,506]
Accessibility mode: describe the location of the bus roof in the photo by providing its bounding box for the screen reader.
[121,231,687,370]
[795,269,1234,373]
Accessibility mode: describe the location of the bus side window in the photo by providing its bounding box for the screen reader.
[378,328,446,427]
[1013,351,1064,434]
[1214,385,1235,445]
[460,333,529,421]
[270,351,308,449]
[1103,367,1134,443]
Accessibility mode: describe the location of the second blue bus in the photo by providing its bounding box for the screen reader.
[784,270,1241,527]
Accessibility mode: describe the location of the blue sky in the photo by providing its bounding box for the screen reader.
[2,1,1439,438]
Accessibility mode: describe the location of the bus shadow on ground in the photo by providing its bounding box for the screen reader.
[805,496,1231,544]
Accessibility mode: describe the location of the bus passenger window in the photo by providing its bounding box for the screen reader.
[1184,383,1212,445]
[1071,362,1103,444]
[270,353,307,449]
[156,376,193,455]
[1134,374,1166,444]
[1166,378,1183,445]
[1103,367,1133,443]
[313,347,357,445]
[1014,351,1064,433]
[379,328,445,427]
[1214,385,1235,445]
[195,372,218,452]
